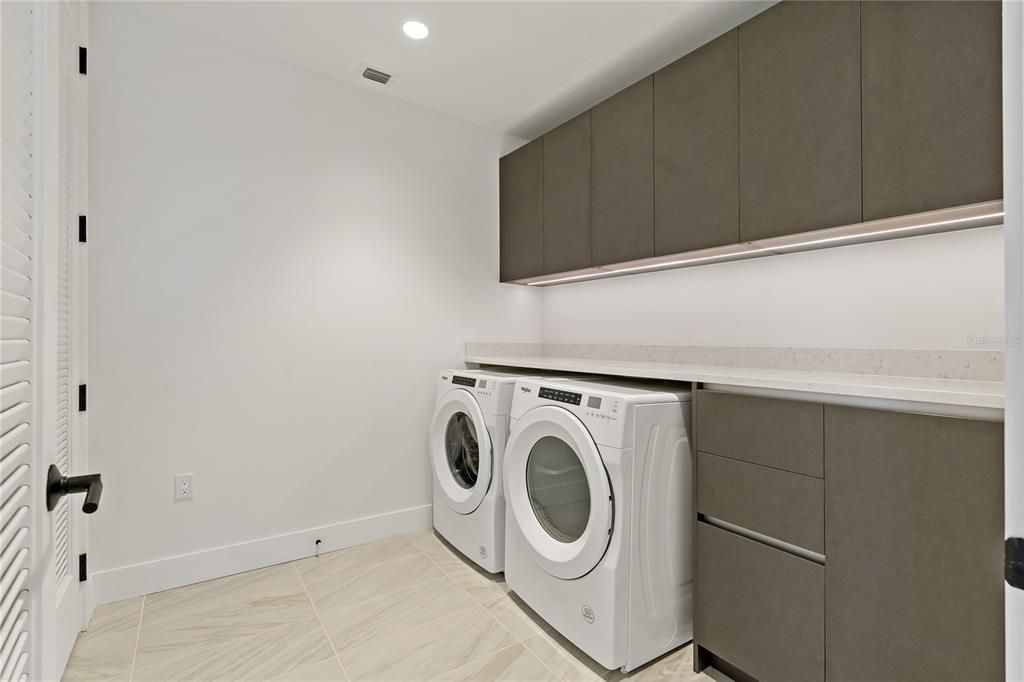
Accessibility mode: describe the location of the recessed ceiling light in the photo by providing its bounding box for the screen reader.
[402,20,429,40]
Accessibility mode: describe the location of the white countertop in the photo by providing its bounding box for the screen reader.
[465,352,1005,411]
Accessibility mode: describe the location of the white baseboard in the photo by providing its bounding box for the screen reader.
[92,504,433,605]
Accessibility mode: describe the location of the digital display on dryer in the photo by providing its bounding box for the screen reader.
[452,375,477,387]
[538,387,582,405]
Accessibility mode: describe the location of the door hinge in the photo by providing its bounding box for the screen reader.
[79,215,87,243]
[79,553,88,582]
[1008,537,1024,590]
[78,384,87,412]
[78,46,87,75]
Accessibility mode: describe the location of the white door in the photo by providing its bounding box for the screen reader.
[430,389,492,514]
[1,2,90,680]
[504,406,612,579]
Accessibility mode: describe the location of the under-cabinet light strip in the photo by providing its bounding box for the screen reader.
[519,201,1004,286]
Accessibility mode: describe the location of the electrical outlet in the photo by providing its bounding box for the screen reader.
[174,474,194,501]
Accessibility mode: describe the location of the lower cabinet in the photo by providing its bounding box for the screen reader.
[693,390,1005,682]
[696,523,824,682]
[825,406,1004,682]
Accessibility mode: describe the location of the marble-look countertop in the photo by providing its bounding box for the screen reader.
[464,343,1005,411]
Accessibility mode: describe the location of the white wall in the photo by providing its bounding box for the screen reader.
[542,225,1005,349]
[88,5,541,599]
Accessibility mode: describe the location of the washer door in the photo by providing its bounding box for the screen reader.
[430,389,492,514]
[505,405,612,579]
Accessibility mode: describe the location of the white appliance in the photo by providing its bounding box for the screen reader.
[503,377,693,672]
[430,368,544,573]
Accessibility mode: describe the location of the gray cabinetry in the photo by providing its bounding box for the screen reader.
[653,30,739,254]
[738,1,861,241]
[591,77,654,266]
[695,390,1005,681]
[696,390,823,478]
[861,1,1002,221]
[696,523,824,682]
[697,452,823,553]
[542,113,591,274]
[499,139,544,281]
[824,406,1004,682]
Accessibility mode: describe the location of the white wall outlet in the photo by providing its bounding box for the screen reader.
[174,474,194,501]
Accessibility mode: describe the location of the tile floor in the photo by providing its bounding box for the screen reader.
[63,531,728,682]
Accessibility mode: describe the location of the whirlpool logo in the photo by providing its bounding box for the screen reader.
[520,386,532,393]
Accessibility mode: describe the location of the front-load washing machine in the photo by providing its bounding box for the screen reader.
[503,376,693,672]
[430,368,548,573]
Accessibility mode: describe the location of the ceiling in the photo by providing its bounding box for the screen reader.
[117,1,773,139]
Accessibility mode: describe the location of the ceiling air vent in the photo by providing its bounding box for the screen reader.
[362,67,392,85]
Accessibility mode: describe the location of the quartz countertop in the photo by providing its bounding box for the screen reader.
[464,344,1004,411]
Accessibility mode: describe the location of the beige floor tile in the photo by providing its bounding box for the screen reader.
[604,645,709,682]
[302,551,444,614]
[431,643,559,682]
[488,594,553,642]
[443,559,510,608]
[522,630,609,682]
[62,630,137,682]
[339,605,518,681]
[78,598,144,643]
[134,591,316,671]
[295,535,421,587]
[319,576,475,653]
[132,617,334,681]
[411,531,506,580]
[270,656,348,681]
[142,563,305,627]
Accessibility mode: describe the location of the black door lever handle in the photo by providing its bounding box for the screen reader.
[46,464,103,514]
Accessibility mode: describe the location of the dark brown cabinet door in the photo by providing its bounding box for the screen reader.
[543,113,591,274]
[591,77,654,266]
[654,29,739,255]
[499,139,544,281]
[825,406,1004,682]
[862,1,1002,221]
[738,1,861,241]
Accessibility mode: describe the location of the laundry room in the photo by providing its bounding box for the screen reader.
[2,1,1021,681]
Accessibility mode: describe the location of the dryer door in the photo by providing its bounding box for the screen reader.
[505,405,612,579]
[430,389,493,514]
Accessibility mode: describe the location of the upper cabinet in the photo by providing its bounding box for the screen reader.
[499,138,544,282]
[591,77,654,267]
[861,1,1003,221]
[498,0,1003,283]
[543,113,592,274]
[738,1,862,241]
[654,30,739,255]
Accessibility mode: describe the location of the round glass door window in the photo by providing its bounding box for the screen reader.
[526,436,591,543]
[444,412,480,489]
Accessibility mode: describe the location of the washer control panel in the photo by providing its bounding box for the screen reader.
[538,387,582,406]
[451,375,477,387]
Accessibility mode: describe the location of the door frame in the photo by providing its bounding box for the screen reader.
[1004,2,1023,680]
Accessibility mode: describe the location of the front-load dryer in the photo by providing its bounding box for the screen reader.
[430,368,548,573]
[503,376,693,672]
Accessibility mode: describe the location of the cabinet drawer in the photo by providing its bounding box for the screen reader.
[696,390,823,477]
[697,451,823,553]
[696,522,824,682]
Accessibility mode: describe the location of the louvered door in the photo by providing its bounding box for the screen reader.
[2,2,88,679]
[1,3,39,681]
